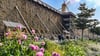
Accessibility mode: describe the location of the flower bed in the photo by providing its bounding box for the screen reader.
[0,25,86,56]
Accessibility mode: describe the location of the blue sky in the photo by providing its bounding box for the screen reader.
[42,0,100,20]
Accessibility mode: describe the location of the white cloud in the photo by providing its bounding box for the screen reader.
[75,0,80,2]
[86,0,100,8]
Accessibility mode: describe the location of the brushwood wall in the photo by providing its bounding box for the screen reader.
[0,0,62,34]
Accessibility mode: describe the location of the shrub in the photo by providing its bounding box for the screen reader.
[0,39,36,56]
[62,41,86,56]
[44,40,64,56]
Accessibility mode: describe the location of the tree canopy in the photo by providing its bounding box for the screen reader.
[75,3,96,40]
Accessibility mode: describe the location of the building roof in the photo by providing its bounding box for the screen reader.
[3,21,26,28]
[30,0,62,14]
[61,12,76,18]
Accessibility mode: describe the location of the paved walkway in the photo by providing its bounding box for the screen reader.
[87,43,100,56]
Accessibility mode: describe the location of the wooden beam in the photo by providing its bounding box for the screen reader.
[15,6,32,35]
[36,14,50,33]
[49,19,62,34]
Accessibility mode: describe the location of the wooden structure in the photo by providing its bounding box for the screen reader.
[3,20,26,30]
[0,0,76,39]
[0,0,63,38]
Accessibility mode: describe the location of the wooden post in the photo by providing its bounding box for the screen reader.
[36,14,51,38]
[49,19,62,34]
[36,14,49,32]
[15,6,32,35]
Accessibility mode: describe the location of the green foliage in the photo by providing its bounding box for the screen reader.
[0,39,35,56]
[90,27,100,35]
[0,38,65,56]
[0,37,87,56]
[75,18,89,29]
[44,50,51,56]
[89,19,100,38]
[44,40,64,56]
[62,41,86,56]
[78,3,95,18]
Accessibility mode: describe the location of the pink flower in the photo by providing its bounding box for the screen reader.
[29,44,39,51]
[5,32,9,36]
[52,52,60,56]
[35,45,39,51]
[56,54,60,56]
[17,25,22,30]
[32,29,35,34]
[22,34,27,40]
[34,36,39,41]
[36,52,44,56]
[18,39,21,44]
[5,32,11,36]
[41,42,45,46]
[52,52,57,56]
[29,44,36,50]
[40,48,45,53]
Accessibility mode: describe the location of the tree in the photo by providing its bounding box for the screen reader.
[89,19,99,38]
[75,3,95,40]
[94,27,100,35]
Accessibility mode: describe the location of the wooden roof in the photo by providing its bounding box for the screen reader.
[3,21,26,28]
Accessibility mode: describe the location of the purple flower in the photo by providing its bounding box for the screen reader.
[56,54,60,56]
[29,44,39,51]
[41,42,45,46]
[22,34,27,40]
[52,52,60,56]
[29,44,36,50]
[16,25,22,30]
[36,52,44,56]
[35,45,39,51]
[52,52,57,56]
[40,48,45,53]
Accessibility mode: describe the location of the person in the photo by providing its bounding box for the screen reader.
[58,33,65,41]
[39,35,44,40]
[61,34,64,40]
[58,34,62,41]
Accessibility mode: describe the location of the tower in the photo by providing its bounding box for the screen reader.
[61,0,76,39]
